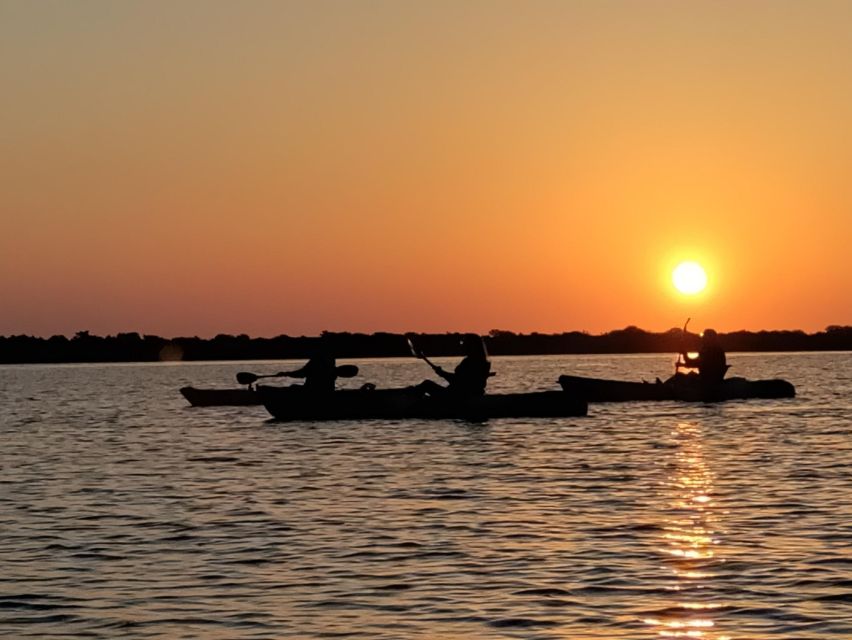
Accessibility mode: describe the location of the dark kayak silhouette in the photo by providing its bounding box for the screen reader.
[558,374,795,403]
[180,364,360,407]
[180,386,260,406]
[258,386,587,421]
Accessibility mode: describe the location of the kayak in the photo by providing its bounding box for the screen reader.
[258,386,588,421]
[558,374,796,403]
[180,386,260,407]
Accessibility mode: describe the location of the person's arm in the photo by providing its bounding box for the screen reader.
[434,366,454,382]
[283,363,309,378]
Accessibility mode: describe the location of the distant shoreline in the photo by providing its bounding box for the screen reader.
[1,327,849,364]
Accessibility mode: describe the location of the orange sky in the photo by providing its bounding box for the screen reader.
[1,1,850,337]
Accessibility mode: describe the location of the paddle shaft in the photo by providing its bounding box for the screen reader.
[407,337,443,374]
[237,364,358,386]
[675,317,691,370]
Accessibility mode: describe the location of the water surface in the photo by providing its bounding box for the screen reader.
[1,353,850,638]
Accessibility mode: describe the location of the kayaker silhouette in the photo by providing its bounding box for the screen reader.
[236,339,343,391]
[235,352,358,390]
[285,342,339,392]
[410,334,493,397]
[675,328,729,385]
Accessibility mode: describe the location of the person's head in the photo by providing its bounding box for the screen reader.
[702,328,718,344]
[461,334,488,360]
[314,334,335,362]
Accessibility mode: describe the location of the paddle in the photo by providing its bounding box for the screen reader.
[406,335,442,374]
[674,317,691,372]
[406,335,496,377]
[236,364,359,386]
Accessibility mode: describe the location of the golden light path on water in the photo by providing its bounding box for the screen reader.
[645,422,730,639]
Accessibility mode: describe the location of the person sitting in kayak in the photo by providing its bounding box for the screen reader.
[285,346,338,392]
[413,334,493,398]
[677,328,729,385]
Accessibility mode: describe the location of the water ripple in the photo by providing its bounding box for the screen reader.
[0,353,850,638]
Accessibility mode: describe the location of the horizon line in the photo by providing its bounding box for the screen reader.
[3,324,850,341]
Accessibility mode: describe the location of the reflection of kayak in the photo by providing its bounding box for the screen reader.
[180,386,260,407]
[258,386,588,421]
[558,374,796,403]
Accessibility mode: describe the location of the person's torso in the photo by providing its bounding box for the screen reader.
[304,357,337,391]
[450,357,491,395]
[698,345,726,380]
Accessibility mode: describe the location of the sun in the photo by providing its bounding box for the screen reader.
[672,261,707,295]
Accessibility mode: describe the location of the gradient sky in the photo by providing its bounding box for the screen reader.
[2,1,850,337]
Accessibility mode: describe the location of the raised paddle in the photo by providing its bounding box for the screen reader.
[406,335,496,377]
[406,335,442,374]
[674,317,691,372]
[236,364,359,386]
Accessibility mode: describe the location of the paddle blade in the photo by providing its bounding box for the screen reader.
[236,372,258,385]
[336,364,359,378]
[405,336,423,358]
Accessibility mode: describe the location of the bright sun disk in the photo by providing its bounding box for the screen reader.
[672,261,707,295]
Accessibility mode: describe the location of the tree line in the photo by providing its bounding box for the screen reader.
[0,326,849,364]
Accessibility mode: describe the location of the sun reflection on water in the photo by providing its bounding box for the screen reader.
[645,422,728,639]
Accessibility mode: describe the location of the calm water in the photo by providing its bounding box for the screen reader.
[1,353,851,639]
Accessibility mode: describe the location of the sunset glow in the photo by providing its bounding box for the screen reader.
[1,2,850,337]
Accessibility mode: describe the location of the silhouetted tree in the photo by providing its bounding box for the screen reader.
[0,326,849,364]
